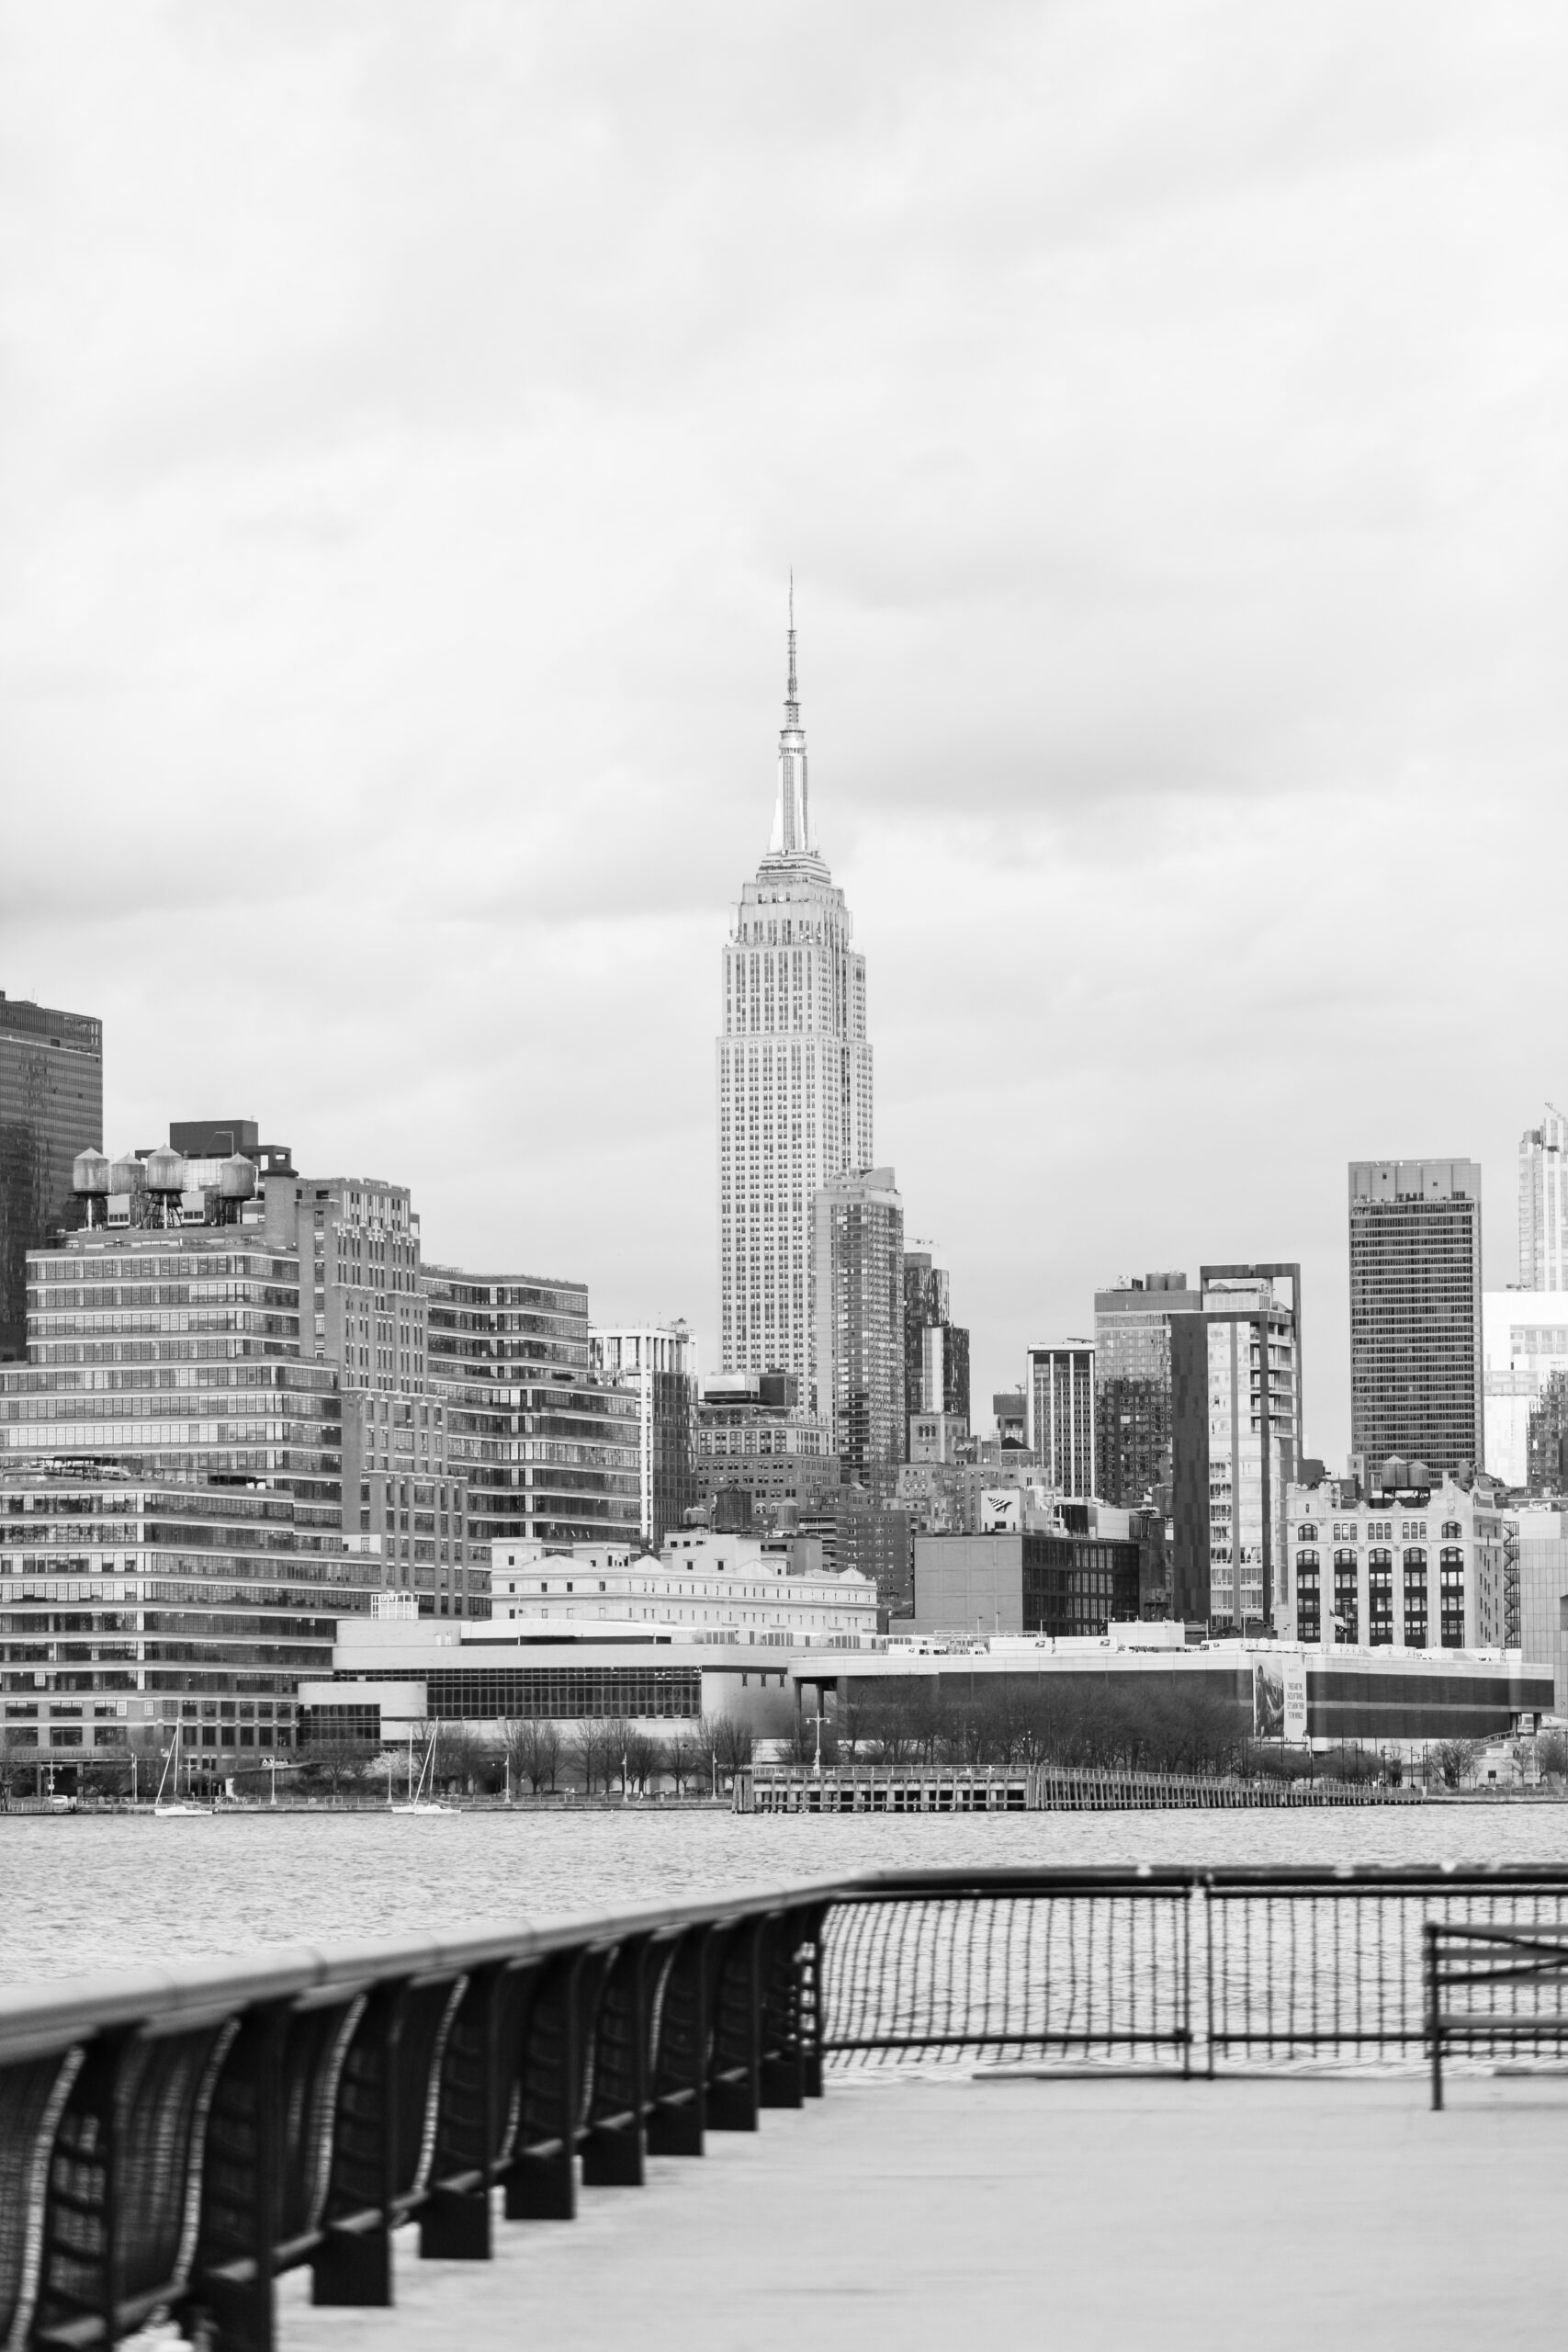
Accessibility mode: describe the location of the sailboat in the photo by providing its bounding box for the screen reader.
[390,1729,450,1815]
[153,1723,209,1817]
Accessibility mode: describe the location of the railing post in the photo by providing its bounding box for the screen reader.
[504,1951,586,2222]
[30,2027,130,2349]
[312,1983,403,2309]
[646,1927,711,2158]
[804,1905,827,2099]
[197,1997,288,2352]
[420,1964,502,2262]
[760,1912,807,2110]
[708,1920,762,2132]
[1426,1924,1443,2111]
[581,1939,648,2188]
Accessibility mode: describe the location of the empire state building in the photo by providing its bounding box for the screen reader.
[717,601,874,1395]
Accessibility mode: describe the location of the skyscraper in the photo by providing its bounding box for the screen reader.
[590,1321,699,1546]
[1519,1107,1568,1290]
[1092,1271,1201,1506]
[1170,1265,1302,1633]
[1348,1159,1482,1476]
[1025,1344,1097,1496]
[810,1165,905,1479]
[903,1249,971,1450]
[0,991,103,1362]
[717,598,874,1391]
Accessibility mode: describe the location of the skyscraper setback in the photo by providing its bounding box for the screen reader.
[717,602,873,1397]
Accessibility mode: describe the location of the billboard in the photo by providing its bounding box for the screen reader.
[1254,1654,1308,1742]
[979,1489,1021,1533]
[1281,1653,1308,1742]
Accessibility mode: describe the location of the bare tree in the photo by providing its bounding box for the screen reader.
[567,1719,615,1795]
[713,1716,755,1780]
[432,1724,492,1796]
[502,1718,562,1794]
[1432,1738,1480,1792]
[622,1726,660,1794]
[664,1724,700,1797]
[299,1738,378,1804]
[1538,1730,1568,1784]
[691,1715,723,1798]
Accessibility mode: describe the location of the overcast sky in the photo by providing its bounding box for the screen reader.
[4,2,1566,1460]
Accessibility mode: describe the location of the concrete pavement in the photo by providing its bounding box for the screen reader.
[280,2070,1568,2350]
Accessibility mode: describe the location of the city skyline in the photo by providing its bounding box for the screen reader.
[4,6,1564,1467]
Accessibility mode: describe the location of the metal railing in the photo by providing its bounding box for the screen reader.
[6,1865,1568,2349]
[824,1865,1568,2073]
[0,1877,840,2352]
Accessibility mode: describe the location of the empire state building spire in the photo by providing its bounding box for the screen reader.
[769,575,816,862]
[719,599,874,1388]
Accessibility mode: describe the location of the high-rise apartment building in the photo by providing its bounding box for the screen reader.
[1092,1272,1201,1507]
[903,1250,971,1456]
[717,605,874,1389]
[4,1223,344,1510]
[590,1322,699,1547]
[810,1166,905,1480]
[289,1173,428,1396]
[424,1267,640,1550]
[1170,1265,1303,1632]
[0,992,103,1363]
[1025,1345,1096,1496]
[1348,1160,1482,1476]
[694,1368,838,1526]
[1519,1107,1568,1291]
[0,1466,373,1786]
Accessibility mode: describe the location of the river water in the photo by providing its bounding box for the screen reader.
[4,1803,1568,1991]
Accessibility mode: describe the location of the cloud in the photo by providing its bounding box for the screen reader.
[2,0,1565,1453]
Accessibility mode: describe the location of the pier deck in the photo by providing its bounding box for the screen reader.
[281,2072,1567,2351]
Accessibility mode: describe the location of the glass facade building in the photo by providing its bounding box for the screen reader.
[809,1168,905,1478]
[903,1250,970,1454]
[1092,1271,1201,1508]
[1,1229,342,1520]
[0,1469,374,1781]
[1518,1106,1568,1293]
[0,993,103,1363]
[1170,1267,1303,1634]
[424,1267,640,1547]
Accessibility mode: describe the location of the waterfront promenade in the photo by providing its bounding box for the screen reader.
[281,2072,1566,2351]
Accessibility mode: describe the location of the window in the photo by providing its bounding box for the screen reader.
[1439,1547,1465,1648]
[1368,1549,1393,1645]
[1403,1549,1427,1649]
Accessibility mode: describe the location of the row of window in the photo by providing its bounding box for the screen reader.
[1296,1521,1464,1543]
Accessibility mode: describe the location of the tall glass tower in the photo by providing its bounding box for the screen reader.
[717,597,874,1397]
[1519,1106,1568,1290]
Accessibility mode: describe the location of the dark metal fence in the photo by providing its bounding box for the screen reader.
[823,1865,1568,2073]
[0,1877,840,2352]
[6,1865,1568,2349]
